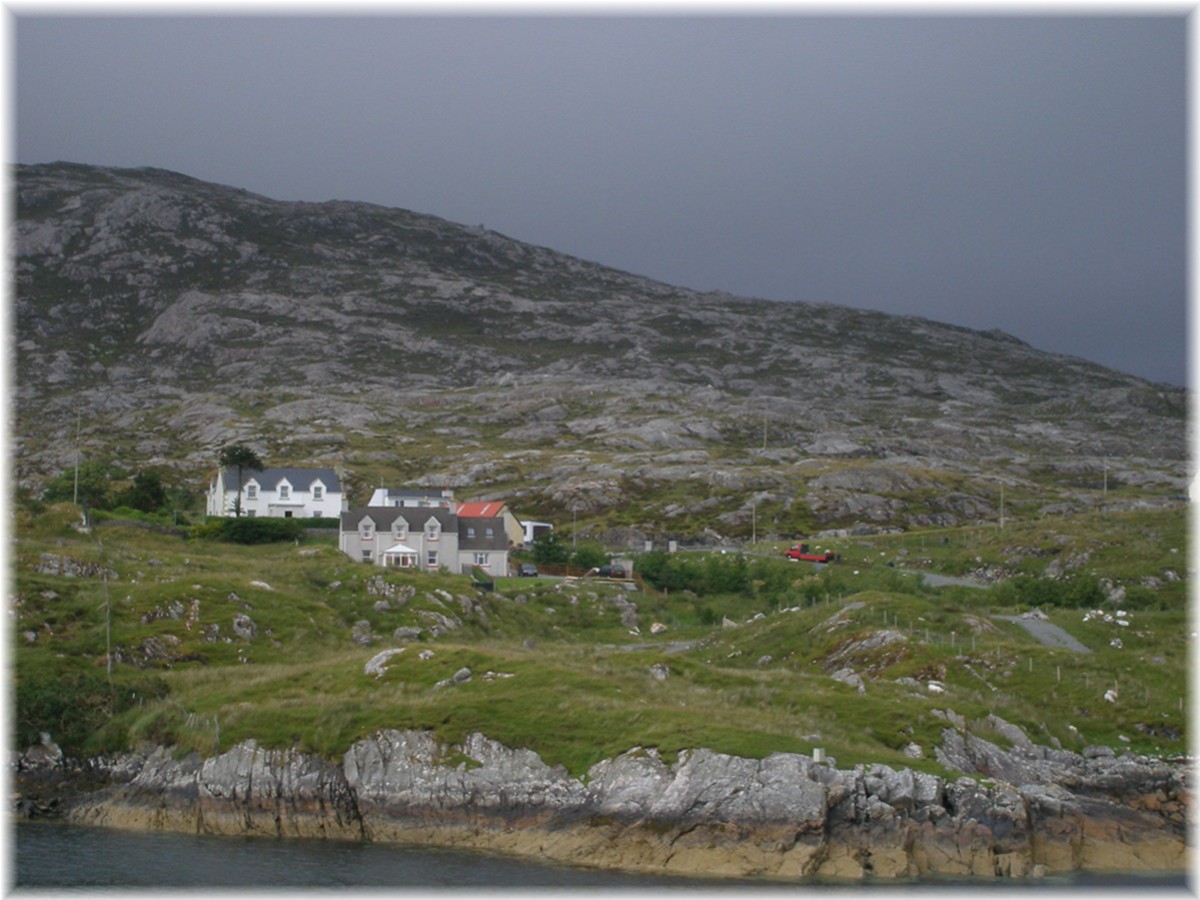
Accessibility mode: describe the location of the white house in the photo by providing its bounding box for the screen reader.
[366,486,456,509]
[339,505,511,576]
[207,466,345,518]
[340,506,460,571]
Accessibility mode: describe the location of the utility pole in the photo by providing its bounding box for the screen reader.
[72,412,81,505]
[103,570,112,680]
[98,539,112,680]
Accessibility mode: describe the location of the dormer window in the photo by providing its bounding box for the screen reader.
[360,517,375,541]
[467,527,476,539]
[392,516,409,540]
[279,483,291,500]
[245,483,257,500]
[425,518,441,541]
[313,484,324,501]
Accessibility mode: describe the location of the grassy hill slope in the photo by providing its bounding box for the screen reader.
[13,501,1188,776]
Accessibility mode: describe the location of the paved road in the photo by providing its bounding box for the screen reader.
[992,615,1092,653]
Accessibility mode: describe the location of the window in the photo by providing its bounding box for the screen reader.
[279,483,290,500]
[485,527,494,539]
[360,519,375,541]
[246,510,256,518]
[425,518,440,541]
[392,518,408,540]
[426,550,438,568]
[313,485,324,501]
[362,550,373,562]
[466,527,476,539]
[246,484,257,499]
[473,552,489,566]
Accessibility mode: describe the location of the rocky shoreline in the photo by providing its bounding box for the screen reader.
[13,717,1191,882]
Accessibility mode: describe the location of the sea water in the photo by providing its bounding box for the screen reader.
[10,820,1191,892]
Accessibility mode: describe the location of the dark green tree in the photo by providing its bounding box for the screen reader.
[569,541,610,572]
[217,444,265,517]
[114,470,168,513]
[41,461,116,509]
[531,529,570,565]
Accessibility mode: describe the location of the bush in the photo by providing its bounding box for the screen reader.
[991,574,1106,609]
[531,530,570,565]
[113,470,168,513]
[15,669,169,753]
[41,461,120,509]
[569,541,610,571]
[191,517,306,544]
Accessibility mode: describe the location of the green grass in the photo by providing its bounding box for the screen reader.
[12,502,1188,778]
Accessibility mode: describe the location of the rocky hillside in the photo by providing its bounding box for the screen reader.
[13,162,1187,538]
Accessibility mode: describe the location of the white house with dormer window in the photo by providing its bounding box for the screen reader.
[207,466,346,518]
[338,504,511,575]
[339,506,460,570]
[366,486,456,509]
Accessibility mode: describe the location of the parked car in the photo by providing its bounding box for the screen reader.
[517,562,539,577]
[597,563,627,579]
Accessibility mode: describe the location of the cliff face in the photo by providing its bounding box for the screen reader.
[34,722,1189,882]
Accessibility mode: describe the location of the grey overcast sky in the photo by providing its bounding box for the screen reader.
[12,10,1189,385]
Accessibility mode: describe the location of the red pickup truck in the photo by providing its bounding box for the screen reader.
[784,544,836,563]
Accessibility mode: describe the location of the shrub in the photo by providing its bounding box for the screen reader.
[15,669,169,753]
[531,530,570,565]
[41,461,120,509]
[569,541,610,571]
[991,574,1106,609]
[190,517,306,544]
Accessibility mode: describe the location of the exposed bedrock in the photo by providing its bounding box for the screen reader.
[21,718,1190,881]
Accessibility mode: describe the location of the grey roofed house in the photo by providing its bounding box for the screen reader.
[207,465,345,518]
[339,506,459,533]
[367,485,456,508]
[230,467,341,492]
[458,516,509,551]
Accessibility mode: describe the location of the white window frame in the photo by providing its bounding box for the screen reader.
[245,483,257,500]
[392,517,409,541]
[312,484,324,501]
[426,549,439,568]
[425,517,440,542]
[279,482,291,500]
[473,552,489,566]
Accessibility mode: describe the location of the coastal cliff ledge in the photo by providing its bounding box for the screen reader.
[13,720,1192,882]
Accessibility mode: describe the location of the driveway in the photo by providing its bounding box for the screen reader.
[992,614,1092,653]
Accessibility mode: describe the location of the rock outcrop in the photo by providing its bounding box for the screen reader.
[20,716,1189,882]
[13,163,1187,538]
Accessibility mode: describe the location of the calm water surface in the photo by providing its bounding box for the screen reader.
[11,821,1192,892]
[11,821,764,889]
